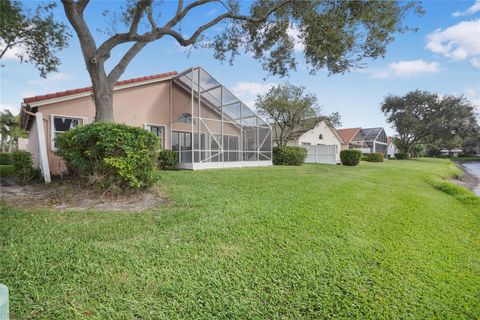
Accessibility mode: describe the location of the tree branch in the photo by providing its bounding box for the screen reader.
[107,42,147,84]
[61,0,97,63]
[129,0,151,36]
[146,5,157,30]
[96,0,291,60]
[163,0,216,30]
[76,0,90,12]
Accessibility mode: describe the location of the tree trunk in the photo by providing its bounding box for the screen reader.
[8,138,12,152]
[91,76,114,122]
[88,63,115,122]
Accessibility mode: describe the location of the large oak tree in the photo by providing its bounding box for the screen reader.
[381,90,479,154]
[60,0,422,122]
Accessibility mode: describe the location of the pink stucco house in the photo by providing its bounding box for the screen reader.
[20,67,272,182]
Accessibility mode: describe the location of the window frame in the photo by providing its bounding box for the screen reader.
[50,114,87,151]
[144,123,166,149]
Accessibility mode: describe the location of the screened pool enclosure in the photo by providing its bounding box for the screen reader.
[171,67,272,169]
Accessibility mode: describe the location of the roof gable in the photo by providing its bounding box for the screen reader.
[336,127,362,143]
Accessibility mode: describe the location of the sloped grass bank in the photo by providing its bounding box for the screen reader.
[1,159,479,319]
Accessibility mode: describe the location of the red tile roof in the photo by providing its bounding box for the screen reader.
[23,71,177,104]
[336,127,362,143]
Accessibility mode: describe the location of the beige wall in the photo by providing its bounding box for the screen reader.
[26,118,40,168]
[33,81,171,174]
[29,79,242,175]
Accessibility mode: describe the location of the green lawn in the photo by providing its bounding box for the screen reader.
[1,159,479,319]
[0,164,15,177]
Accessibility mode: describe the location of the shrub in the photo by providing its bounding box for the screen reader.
[365,152,384,162]
[56,123,160,190]
[395,152,410,160]
[0,153,12,165]
[273,146,307,166]
[340,149,362,166]
[159,150,177,170]
[361,154,369,161]
[11,151,39,184]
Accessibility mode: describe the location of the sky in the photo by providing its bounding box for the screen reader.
[1,0,480,136]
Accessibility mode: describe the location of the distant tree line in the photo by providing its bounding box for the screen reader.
[0,110,27,152]
[381,90,480,156]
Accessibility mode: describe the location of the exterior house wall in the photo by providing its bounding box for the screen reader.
[26,118,40,168]
[33,81,171,175]
[286,121,343,162]
[387,143,397,157]
[27,79,245,175]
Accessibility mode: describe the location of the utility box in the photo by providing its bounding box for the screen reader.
[0,284,8,320]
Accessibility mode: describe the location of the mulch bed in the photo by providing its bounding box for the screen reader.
[0,176,167,211]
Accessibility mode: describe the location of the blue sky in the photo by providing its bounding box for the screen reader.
[1,0,479,135]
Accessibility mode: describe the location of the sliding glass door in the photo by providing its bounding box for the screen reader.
[172,131,192,163]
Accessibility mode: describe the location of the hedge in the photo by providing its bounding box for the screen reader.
[56,123,160,190]
[11,151,39,184]
[159,150,177,170]
[273,146,307,166]
[340,149,362,166]
[0,153,12,165]
[365,152,384,162]
[395,152,410,160]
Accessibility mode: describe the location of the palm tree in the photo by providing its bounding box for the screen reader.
[9,116,28,151]
[0,110,19,152]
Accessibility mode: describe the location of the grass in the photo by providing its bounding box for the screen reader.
[1,159,479,319]
[0,164,15,177]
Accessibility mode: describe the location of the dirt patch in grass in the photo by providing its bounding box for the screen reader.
[0,176,168,211]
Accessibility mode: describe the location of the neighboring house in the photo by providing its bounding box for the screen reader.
[440,149,463,157]
[20,67,272,181]
[337,127,362,151]
[337,127,388,157]
[273,118,344,164]
[387,136,397,158]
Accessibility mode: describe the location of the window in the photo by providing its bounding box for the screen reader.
[51,115,85,150]
[319,134,323,140]
[177,113,192,124]
[145,124,165,148]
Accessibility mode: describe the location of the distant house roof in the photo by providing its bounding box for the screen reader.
[272,117,343,143]
[356,127,384,141]
[336,127,362,143]
[272,117,321,141]
[23,71,177,104]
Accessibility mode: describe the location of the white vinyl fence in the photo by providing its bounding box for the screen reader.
[304,144,337,165]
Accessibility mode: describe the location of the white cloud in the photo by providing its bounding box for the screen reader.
[465,88,480,108]
[287,25,305,52]
[232,81,276,107]
[470,57,480,68]
[28,72,73,85]
[453,0,480,17]
[0,103,19,113]
[370,59,440,79]
[0,40,27,61]
[425,19,480,68]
